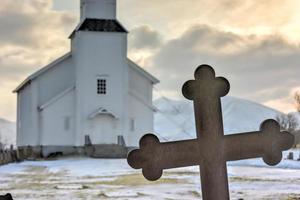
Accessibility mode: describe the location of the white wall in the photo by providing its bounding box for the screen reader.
[129,66,153,104]
[17,85,34,146]
[17,55,76,147]
[128,66,154,147]
[18,80,40,146]
[72,31,129,146]
[128,95,154,147]
[40,90,75,146]
[38,56,75,106]
[80,0,116,20]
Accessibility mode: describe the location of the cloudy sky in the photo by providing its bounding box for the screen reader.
[0,0,300,121]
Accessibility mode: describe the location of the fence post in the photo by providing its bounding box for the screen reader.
[0,151,3,165]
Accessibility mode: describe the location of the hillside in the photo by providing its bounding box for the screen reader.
[154,96,282,141]
[0,118,16,147]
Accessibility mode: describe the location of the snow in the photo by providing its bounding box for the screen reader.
[0,118,15,147]
[0,96,299,199]
[154,96,283,141]
[0,149,298,178]
[0,153,299,199]
[0,157,135,177]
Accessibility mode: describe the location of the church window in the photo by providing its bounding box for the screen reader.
[97,79,107,94]
[130,118,135,131]
[64,117,70,131]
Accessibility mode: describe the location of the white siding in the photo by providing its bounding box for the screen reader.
[128,66,154,147]
[80,0,116,21]
[17,82,40,146]
[40,90,75,146]
[72,31,129,146]
[128,95,154,147]
[18,85,33,146]
[17,55,75,147]
[37,56,74,106]
[129,66,153,104]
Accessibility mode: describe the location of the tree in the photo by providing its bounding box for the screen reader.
[276,91,300,147]
[294,91,300,146]
[295,91,300,113]
[0,132,3,150]
[276,113,299,133]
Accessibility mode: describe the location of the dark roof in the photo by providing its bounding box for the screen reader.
[69,18,127,38]
[79,18,127,33]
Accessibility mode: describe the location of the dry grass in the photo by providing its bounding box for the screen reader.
[93,173,186,186]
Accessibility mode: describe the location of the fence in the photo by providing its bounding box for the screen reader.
[0,148,19,166]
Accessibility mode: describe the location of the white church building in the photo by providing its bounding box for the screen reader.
[13,0,159,158]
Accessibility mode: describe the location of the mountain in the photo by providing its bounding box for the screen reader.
[154,96,283,141]
[0,118,16,147]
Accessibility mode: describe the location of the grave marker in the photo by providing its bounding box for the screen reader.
[127,65,295,199]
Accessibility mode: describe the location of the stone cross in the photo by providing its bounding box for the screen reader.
[127,65,295,200]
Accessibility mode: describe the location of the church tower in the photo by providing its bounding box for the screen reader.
[80,0,117,20]
[71,0,129,147]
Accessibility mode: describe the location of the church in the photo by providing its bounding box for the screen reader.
[13,0,159,158]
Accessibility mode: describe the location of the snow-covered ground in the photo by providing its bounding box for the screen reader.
[0,96,299,199]
[0,150,299,200]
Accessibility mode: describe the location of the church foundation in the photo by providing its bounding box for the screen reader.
[17,145,130,159]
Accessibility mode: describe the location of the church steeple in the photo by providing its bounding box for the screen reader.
[80,0,117,21]
[69,0,125,38]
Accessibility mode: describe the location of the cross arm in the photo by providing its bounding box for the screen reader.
[224,119,295,165]
[127,134,205,181]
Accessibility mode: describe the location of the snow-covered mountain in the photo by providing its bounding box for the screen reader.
[0,118,16,147]
[154,96,283,141]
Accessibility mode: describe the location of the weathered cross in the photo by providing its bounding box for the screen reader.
[127,65,295,200]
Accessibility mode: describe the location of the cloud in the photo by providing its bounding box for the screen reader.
[0,0,77,120]
[264,86,300,113]
[128,25,164,68]
[119,0,300,40]
[0,0,75,48]
[0,0,77,82]
[140,24,300,112]
[129,25,163,50]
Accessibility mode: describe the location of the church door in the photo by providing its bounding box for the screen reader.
[91,115,116,144]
